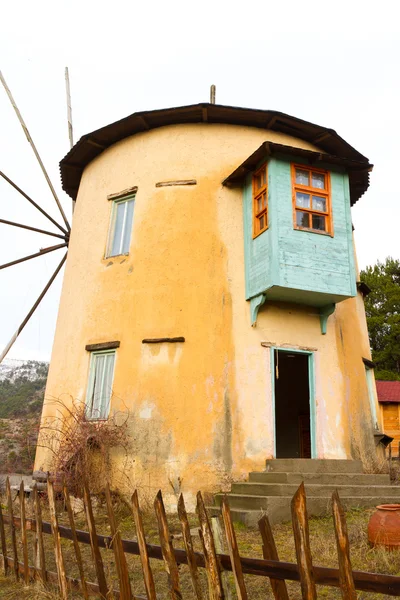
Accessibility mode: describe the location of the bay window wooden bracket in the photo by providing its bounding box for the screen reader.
[250,293,267,326]
[319,304,335,335]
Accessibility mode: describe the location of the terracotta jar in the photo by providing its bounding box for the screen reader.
[368,504,400,549]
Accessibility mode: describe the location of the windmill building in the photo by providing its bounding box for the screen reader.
[33,102,386,512]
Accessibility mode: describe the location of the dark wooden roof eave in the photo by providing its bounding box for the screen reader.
[60,103,371,202]
[222,141,373,206]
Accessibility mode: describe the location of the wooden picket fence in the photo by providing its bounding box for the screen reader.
[1,478,400,599]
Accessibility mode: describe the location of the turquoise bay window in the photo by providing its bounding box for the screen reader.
[223,144,358,329]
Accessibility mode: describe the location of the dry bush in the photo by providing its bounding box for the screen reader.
[38,397,131,497]
[361,449,389,475]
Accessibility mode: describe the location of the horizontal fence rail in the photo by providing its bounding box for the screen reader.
[1,478,400,598]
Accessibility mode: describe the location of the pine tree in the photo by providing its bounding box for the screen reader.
[360,257,400,380]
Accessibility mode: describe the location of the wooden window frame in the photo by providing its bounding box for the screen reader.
[252,163,268,238]
[365,364,380,431]
[85,349,116,421]
[291,164,333,236]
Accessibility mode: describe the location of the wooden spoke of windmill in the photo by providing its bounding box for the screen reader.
[0,70,72,362]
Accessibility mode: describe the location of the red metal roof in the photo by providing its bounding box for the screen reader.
[376,381,400,403]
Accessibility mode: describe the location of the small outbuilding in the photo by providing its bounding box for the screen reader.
[377,381,400,455]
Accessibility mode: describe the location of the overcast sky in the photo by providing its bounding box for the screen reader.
[0,0,399,362]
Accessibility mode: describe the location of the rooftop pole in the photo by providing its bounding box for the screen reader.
[65,67,75,215]
[65,67,74,149]
[210,85,216,104]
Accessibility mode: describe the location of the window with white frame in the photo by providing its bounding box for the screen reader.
[86,350,116,420]
[106,194,135,257]
[365,365,379,430]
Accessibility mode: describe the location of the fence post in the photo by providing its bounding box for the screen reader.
[196,491,224,600]
[63,481,89,599]
[258,515,289,600]
[47,479,69,599]
[154,490,182,600]
[177,494,204,600]
[0,498,8,576]
[211,515,233,600]
[291,482,317,600]
[83,478,109,599]
[332,491,357,599]
[32,483,47,583]
[19,481,29,584]
[104,484,133,600]
[6,477,19,581]
[131,490,157,600]
[221,497,247,600]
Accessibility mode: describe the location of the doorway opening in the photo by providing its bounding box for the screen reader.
[274,349,312,458]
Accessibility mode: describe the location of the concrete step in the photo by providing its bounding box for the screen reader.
[230,482,400,498]
[215,491,400,512]
[249,471,390,485]
[209,495,400,526]
[265,459,364,473]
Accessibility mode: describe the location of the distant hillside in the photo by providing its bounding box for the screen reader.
[0,359,48,419]
[0,360,48,474]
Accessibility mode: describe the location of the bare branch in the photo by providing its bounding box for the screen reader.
[38,395,132,496]
[0,242,67,270]
[0,218,65,239]
[0,71,71,231]
[0,170,68,234]
[0,252,67,363]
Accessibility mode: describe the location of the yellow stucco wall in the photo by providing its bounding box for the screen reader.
[35,123,379,508]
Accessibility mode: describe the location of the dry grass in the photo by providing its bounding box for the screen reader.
[1,493,400,599]
[0,574,61,599]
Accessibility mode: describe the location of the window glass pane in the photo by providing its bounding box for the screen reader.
[259,215,265,230]
[89,354,105,419]
[312,172,325,189]
[296,211,310,228]
[296,192,310,208]
[87,352,115,420]
[295,169,309,186]
[255,166,267,190]
[99,353,115,419]
[312,214,326,231]
[257,197,262,212]
[110,201,125,256]
[261,167,267,186]
[121,200,135,254]
[262,192,267,208]
[312,196,327,212]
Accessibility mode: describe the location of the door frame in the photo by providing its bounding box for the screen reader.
[270,347,317,458]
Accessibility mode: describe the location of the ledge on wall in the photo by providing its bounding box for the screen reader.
[142,337,185,344]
